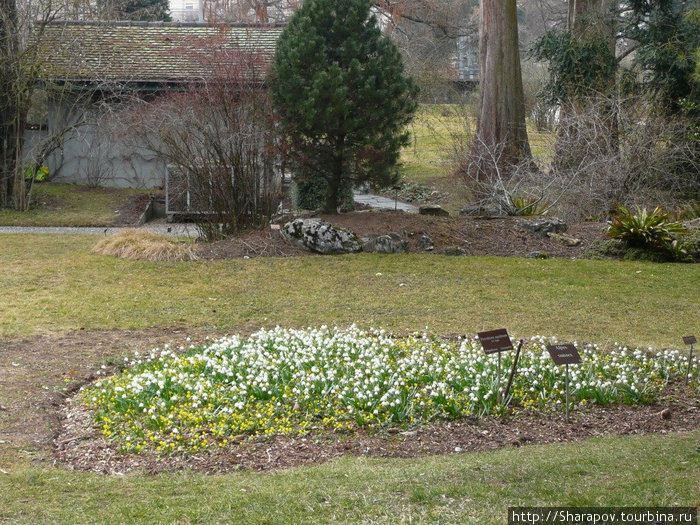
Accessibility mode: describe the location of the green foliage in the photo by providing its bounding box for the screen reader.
[672,200,700,220]
[621,1,700,114]
[511,194,549,216]
[607,205,691,261]
[122,0,171,21]
[270,0,419,213]
[530,29,617,106]
[23,163,49,182]
[293,173,354,211]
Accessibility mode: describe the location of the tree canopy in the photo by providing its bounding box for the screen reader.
[269,0,418,213]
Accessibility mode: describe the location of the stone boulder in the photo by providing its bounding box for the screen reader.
[521,217,567,237]
[547,232,581,247]
[281,218,361,254]
[440,245,467,256]
[419,205,450,217]
[362,232,409,254]
[417,234,434,251]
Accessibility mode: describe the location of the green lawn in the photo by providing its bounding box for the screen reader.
[0,183,149,227]
[1,432,697,524]
[1,234,698,347]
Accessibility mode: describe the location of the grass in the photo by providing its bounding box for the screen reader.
[0,183,149,227]
[92,229,198,261]
[0,432,697,524]
[400,104,554,213]
[0,234,698,348]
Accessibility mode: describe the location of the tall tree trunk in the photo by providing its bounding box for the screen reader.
[0,0,26,209]
[475,0,531,172]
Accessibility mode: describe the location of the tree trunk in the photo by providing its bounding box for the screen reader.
[0,0,26,209]
[475,0,531,172]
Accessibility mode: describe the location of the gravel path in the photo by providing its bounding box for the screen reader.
[0,223,198,237]
[0,193,418,236]
[353,191,419,213]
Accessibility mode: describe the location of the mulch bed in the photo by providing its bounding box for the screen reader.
[195,210,610,260]
[54,382,699,474]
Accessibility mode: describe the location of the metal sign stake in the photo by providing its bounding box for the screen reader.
[477,329,515,406]
[497,352,501,403]
[546,343,582,424]
[683,336,697,384]
[503,339,524,406]
[565,363,570,423]
[687,343,695,385]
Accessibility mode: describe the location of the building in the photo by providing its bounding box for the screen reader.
[34,21,283,188]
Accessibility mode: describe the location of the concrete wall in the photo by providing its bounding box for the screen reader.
[44,99,165,189]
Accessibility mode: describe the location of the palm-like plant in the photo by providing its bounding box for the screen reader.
[608,205,688,250]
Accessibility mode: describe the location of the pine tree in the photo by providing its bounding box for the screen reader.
[269,0,418,213]
[123,0,171,21]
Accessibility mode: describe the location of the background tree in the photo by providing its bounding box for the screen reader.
[270,0,418,213]
[1,0,55,210]
[97,0,171,21]
[473,0,531,169]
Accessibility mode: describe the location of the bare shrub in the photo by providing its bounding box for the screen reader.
[82,137,114,188]
[455,96,700,222]
[92,229,198,261]
[453,132,548,216]
[122,46,281,241]
[539,97,700,221]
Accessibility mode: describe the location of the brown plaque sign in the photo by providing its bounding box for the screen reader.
[478,329,514,354]
[683,335,697,345]
[546,344,582,365]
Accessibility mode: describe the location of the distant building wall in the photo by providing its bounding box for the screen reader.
[170,0,203,22]
[45,98,165,189]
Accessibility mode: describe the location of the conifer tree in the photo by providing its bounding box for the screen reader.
[269,0,418,213]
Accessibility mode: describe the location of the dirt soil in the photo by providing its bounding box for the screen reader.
[197,210,610,260]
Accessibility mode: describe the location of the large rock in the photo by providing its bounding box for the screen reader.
[419,204,450,217]
[440,245,467,256]
[417,234,434,251]
[281,218,361,254]
[547,232,581,247]
[521,217,567,237]
[362,232,409,254]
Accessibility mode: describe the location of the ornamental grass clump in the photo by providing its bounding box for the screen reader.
[80,326,698,455]
[92,229,198,261]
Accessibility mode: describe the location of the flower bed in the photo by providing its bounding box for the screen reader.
[81,326,697,454]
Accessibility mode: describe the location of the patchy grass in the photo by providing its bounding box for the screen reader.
[0,183,149,227]
[400,104,554,213]
[0,432,697,524]
[0,234,697,349]
[92,229,197,261]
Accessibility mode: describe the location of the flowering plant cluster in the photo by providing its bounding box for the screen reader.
[81,326,697,454]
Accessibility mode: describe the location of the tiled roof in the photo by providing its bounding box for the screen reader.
[37,21,284,84]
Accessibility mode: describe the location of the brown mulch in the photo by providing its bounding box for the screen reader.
[54,381,699,475]
[196,210,610,260]
[113,192,151,225]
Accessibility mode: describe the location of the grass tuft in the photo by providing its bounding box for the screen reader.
[91,229,198,262]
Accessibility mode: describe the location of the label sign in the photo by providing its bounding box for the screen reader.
[683,335,697,345]
[478,329,514,354]
[546,343,582,365]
